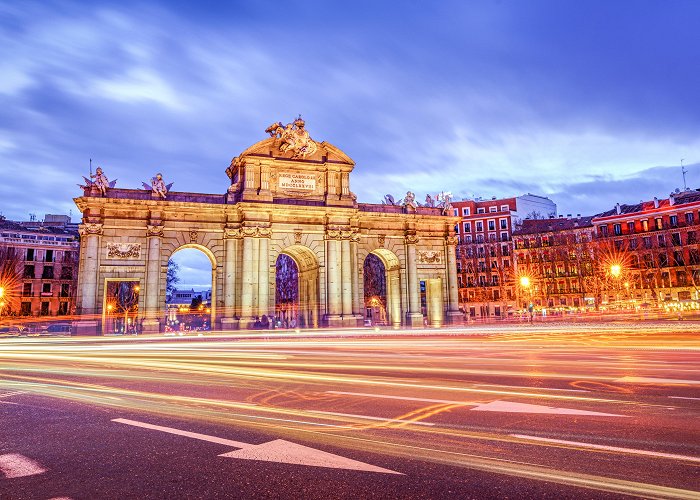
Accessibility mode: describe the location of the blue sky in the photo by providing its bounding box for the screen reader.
[1,1,699,240]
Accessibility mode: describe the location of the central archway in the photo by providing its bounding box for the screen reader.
[165,244,217,332]
[274,245,320,329]
[364,249,402,328]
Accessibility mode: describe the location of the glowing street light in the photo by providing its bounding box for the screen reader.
[610,264,622,277]
[519,276,531,288]
[0,286,5,298]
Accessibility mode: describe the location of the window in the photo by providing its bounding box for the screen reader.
[673,251,684,266]
[500,232,508,241]
[60,266,73,280]
[40,302,49,316]
[462,207,470,216]
[45,249,54,262]
[686,212,695,225]
[599,226,608,236]
[476,221,483,232]
[463,222,471,233]
[57,302,69,316]
[465,235,472,243]
[500,205,509,211]
[476,234,484,243]
[20,302,32,316]
[23,265,35,279]
[671,233,681,246]
[489,206,497,213]
[26,248,35,261]
[60,283,70,297]
[488,220,496,231]
[629,238,638,250]
[670,215,678,227]
[627,221,635,234]
[642,219,649,232]
[643,236,652,249]
[23,283,32,296]
[477,208,485,214]
[500,219,508,230]
[42,266,54,279]
[677,271,687,286]
[613,224,622,235]
[42,283,51,294]
[657,234,665,247]
[658,253,668,267]
[453,209,458,216]
[690,249,700,265]
[655,218,663,230]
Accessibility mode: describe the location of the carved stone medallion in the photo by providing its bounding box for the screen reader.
[417,250,443,264]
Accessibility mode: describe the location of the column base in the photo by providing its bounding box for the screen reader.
[141,319,161,334]
[72,320,99,336]
[405,312,424,328]
[220,318,240,331]
[324,314,344,328]
[340,315,362,328]
[446,310,465,325]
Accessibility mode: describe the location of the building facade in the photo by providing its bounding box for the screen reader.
[0,215,79,318]
[452,194,556,318]
[512,216,597,310]
[591,189,700,307]
[73,119,462,334]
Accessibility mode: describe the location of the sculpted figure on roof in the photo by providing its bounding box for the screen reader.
[265,116,318,159]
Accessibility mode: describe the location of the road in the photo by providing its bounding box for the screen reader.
[1,322,699,499]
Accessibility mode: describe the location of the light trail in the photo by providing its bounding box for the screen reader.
[1,322,699,497]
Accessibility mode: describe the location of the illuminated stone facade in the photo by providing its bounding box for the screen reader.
[73,122,461,334]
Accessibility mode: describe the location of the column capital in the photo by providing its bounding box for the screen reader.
[79,223,103,236]
[405,231,419,245]
[146,224,165,238]
[326,226,358,241]
[446,235,459,246]
[224,227,243,239]
[241,225,271,238]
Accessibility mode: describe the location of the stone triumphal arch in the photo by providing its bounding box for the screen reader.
[73,118,462,334]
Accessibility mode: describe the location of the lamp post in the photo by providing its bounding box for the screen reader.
[610,264,622,310]
[519,275,534,321]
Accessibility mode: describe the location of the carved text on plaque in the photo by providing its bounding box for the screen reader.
[417,250,443,264]
[278,172,316,191]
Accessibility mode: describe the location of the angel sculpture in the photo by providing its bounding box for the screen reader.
[436,191,454,215]
[424,194,435,207]
[402,191,419,210]
[77,165,117,195]
[142,173,173,199]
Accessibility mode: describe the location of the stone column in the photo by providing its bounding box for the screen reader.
[405,232,423,327]
[325,232,342,325]
[350,237,361,317]
[258,233,270,317]
[73,223,102,335]
[341,238,352,317]
[221,228,240,330]
[445,235,463,324]
[240,235,255,327]
[142,224,164,333]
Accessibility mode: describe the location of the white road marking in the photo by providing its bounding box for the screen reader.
[0,453,48,478]
[471,400,628,417]
[615,376,700,385]
[511,434,700,464]
[327,391,626,417]
[113,418,400,474]
[309,409,435,426]
[326,391,475,406]
[668,396,700,401]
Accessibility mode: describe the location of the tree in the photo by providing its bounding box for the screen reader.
[166,259,180,300]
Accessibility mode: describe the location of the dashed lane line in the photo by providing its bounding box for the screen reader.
[0,453,48,478]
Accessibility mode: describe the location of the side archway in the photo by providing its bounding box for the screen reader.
[274,244,320,329]
[364,248,402,327]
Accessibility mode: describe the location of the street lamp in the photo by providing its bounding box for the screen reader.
[610,264,621,278]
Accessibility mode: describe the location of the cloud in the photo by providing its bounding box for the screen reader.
[0,1,698,223]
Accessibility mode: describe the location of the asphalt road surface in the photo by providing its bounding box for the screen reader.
[1,322,699,499]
